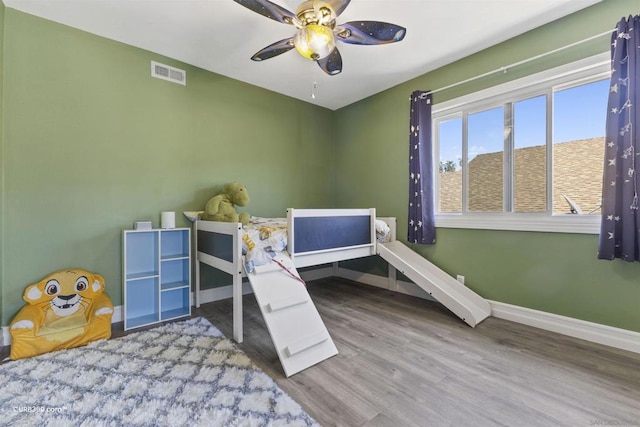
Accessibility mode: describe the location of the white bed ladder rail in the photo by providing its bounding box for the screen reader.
[285,332,330,357]
[266,295,309,313]
[246,253,338,377]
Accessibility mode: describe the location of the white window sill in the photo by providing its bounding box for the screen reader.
[435,213,600,234]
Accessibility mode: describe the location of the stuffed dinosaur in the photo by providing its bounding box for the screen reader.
[202,182,250,225]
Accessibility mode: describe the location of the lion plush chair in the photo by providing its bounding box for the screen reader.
[10,268,114,360]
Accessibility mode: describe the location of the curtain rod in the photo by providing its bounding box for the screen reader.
[420,29,614,98]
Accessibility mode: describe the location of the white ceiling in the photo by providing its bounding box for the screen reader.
[5,0,601,110]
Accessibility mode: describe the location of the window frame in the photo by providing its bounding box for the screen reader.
[432,53,610,234]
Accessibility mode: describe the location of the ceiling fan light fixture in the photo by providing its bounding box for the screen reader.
[295,0,336,27]
[293,24,335,60]
[232,0,406,75]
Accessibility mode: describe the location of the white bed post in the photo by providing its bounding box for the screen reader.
[385,217,398,291]
[387,265,397,291]
[369,208,377,245]
[233,223,244,343]
[194,220,200,308]
[287,208,295,263]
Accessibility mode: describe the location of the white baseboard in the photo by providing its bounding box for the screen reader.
[194,267,334,306]
[1,327,9,348]
[300,267,334,282]
[111,305,123,323]
[1,268,335,347]
[335,267,436,302]
[336,267,639,354]
[334,267,390,289]
[196,281,254,305]
[4,267,637,355]
[489,300,640,354]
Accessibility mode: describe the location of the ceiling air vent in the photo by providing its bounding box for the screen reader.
[151,61,186,86]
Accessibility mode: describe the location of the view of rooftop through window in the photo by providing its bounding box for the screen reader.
[437,78,609,215]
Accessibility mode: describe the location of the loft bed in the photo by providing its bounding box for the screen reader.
[193,208,392,343]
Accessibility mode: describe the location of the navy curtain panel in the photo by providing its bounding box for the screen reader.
[598,14,640,262]
[408,91,436,244]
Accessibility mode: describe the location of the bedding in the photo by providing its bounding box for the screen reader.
[242,217,288,273]
[376,218,391,243]
[242,216,392,273]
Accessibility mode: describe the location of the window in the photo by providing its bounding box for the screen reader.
[433,54,610,233]
[552,80,608,215]
[438,117,462,212]
[514,95,547,213]
[468,106,505,213]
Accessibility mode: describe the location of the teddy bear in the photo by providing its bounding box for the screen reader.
[202,182,250,224]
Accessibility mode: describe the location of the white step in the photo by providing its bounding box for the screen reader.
[246,253,338,377]
[377,241,491,327]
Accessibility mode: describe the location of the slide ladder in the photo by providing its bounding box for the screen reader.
[377,240,491,327]
[245,253,338,377]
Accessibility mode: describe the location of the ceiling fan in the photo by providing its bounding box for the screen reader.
[232,0,406,76]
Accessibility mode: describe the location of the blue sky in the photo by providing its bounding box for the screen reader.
[438,78,609,166]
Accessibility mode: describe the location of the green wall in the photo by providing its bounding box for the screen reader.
[0,9,334,325]
[1,0,638,333]
[335,0,640,332]
[0,0,5,327]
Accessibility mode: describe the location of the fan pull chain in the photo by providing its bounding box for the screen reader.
[311,80,318,99]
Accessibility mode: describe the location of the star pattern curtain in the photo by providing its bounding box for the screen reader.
[598,14,640,262]
[408,91,436,244]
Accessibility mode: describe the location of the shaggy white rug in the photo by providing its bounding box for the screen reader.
[0,317,319,427]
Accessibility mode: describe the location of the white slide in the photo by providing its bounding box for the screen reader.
[377,241,491,327]
[245,253,338,377]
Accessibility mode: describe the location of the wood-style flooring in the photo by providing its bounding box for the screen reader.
[2,277,638,426]
[197,277,640,427]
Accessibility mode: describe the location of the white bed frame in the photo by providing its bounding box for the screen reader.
[194,208,380,343]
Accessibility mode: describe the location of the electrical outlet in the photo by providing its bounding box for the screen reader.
[456,275,465,285]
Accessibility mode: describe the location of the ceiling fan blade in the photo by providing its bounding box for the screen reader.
[251,37,295,61]
[325,0,351,17]
[232,0,297,25]
[335,21,406,45]
[316,47,342,75]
